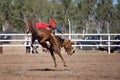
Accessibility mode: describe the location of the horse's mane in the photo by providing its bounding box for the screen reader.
[56,36,64,46]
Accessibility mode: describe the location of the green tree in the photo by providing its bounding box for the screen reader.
[0,0,120,33]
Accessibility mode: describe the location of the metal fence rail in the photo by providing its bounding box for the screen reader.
[0,33,120,54]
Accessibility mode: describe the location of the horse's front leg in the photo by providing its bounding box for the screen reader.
[51,53,57,68]
[57,52,67,67]
[53,46,66,67]
[49,49,57,68]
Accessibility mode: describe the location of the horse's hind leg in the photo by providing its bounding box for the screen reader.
[40,42,50,50]
[31,34,36,53]
[40,37,49,43]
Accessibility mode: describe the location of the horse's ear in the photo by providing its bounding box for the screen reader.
[63,39,70,42]
[66,39,72,44]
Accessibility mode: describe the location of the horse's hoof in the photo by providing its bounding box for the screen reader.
[64,65,67,67]
[54,64,57,68]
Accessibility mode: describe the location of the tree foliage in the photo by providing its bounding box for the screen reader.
[0,0,119,33]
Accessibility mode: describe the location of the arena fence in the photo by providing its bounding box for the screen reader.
[0,33,120,54]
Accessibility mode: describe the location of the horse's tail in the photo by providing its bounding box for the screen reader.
[28,15,37,34]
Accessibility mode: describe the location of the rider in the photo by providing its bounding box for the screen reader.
[48,17,63,51]
[48,17,63,34]
[35,17,63,34]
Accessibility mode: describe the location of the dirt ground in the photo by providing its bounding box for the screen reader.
[0,47,120,80]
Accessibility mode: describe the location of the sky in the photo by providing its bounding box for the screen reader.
[113,0,118,5]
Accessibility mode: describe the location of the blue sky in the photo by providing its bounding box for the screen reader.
[113,0,118,5]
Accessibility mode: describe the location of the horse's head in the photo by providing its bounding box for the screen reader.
[62,39,75,55]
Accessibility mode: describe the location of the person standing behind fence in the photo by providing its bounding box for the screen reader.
[24,33,31,54]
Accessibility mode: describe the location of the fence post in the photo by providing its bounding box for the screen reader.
[0,42,3,54]
[108,34,111,54]
[68,19,71,40]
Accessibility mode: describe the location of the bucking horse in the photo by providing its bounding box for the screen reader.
[27,15,75,68]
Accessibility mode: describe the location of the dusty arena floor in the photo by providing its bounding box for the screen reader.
[0,47,120,80]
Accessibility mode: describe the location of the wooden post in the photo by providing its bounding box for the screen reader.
[0,42,3,54]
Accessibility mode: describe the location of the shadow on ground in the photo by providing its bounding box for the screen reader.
[28,68,70,72]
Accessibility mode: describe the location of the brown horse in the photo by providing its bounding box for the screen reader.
[28,16,74,68]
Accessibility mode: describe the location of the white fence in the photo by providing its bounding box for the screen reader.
[0,33,120,54]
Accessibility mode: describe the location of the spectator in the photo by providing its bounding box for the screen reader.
[24,33,31,54]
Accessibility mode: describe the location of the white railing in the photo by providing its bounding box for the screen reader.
[0,33,120,54]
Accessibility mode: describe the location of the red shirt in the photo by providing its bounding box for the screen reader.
[35,22,49,29]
